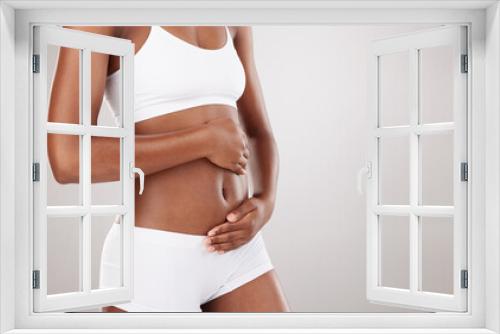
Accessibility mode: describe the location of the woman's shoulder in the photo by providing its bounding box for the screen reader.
[61,26,149,46]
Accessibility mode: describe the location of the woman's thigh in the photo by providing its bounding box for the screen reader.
[201,270,290,312]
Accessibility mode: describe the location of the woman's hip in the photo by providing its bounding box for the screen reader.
[98,222,273,310]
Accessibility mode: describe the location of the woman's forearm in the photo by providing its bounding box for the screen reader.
[249,133,279,216]
[49,123,212,184]
[134,124,213,177]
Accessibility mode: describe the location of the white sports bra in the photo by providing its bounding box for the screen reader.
[104,26,246,124]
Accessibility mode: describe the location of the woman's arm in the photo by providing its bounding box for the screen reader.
[50,125,215,184]
[204,26,280,253]
[233,26,279,207]
[48,26,248,184]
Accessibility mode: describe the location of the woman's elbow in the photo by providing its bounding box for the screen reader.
[47,137,80,184]
[50,157,79,184]
[259,132,279,152]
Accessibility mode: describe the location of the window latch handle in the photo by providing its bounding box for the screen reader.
[357,161,372,196]
[129,162,145,195]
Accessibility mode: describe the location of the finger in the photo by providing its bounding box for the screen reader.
[238,158,247,169]
[228,162,245,174]
[240,131,249,147]
[234,163,246,175]
[238,154,247,164]
[205,230,247,245]
[207,221,241,236]
[208,239,246,254]
[226,199,257,222]
[207,213,254,236]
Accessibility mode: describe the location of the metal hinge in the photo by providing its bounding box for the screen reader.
[32,162,40,182]
[461,269,468,289]
[461,162,468,182]
[32,270,40,289]
[461,54,468,73]
[32,54,40,73]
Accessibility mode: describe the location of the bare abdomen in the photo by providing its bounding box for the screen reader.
[133,105,249,235]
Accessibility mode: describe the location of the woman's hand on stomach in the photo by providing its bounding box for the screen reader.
[204,117,250,175]
[203,195,275,254]
[133,105,249,176]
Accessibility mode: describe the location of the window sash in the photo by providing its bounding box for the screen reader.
[32,25,135,312]
[366,25,468,312]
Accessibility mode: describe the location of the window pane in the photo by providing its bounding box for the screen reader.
[47,216,82,294]
[379,215,409,289]
[420,217,454,294]
[94,215,123,290]
[92,51,122,128]
[47,45,81,124]
[378,51,410,127]
[419,46,454,124]
[379,136,409,205]
[420,132,454,206]
[91,137,123,205]
[47,134,82,206]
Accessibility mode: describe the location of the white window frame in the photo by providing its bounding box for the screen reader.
[366,25,468,312]
[0,1,499,333]
[32,25,136,312]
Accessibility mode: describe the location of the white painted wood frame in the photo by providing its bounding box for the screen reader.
[0,1,499,333]
[32,25,135,312]
[366,25,468,312]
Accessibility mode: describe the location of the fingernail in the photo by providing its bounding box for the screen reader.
[227,213,236,221]
[204,238,211,245]
[217,250,225,254]
[208,246,215,252]
[208,230,216,236]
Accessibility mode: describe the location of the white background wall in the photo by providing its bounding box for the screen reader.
[253,24,450,312]
[46,24,454,313]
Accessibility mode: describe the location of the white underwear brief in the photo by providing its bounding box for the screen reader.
[99,221,274,312]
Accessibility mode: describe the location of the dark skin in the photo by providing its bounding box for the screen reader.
[49,25,289,312]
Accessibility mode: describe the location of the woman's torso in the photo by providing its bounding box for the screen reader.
[104,26,249,235]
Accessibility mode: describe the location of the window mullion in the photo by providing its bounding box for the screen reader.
[121,50,133,290]
[76,47,84,293]
[81,48,92,294]
[415,122,454,134]
[417,47,423,293]
[409,48,419,294]
[46,122,127,137]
